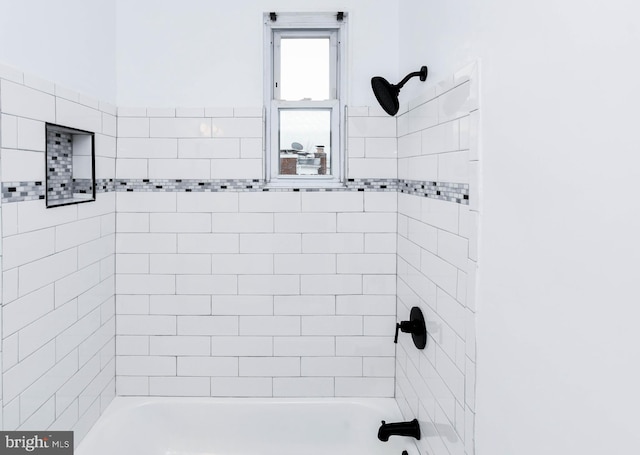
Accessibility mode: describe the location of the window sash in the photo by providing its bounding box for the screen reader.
[264,12,347,186]
[269,100,340,182]
[273,30,338,101]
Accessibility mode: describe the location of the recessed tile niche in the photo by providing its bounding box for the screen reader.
[45,123,96,207]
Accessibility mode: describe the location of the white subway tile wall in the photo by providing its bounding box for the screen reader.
[0,65,116,442]
[0,60,478,455]
[110,102,402,399]
[116,108,263,181]
[347,108,398,179]
[395,63,479,455]
[116,186,398,397]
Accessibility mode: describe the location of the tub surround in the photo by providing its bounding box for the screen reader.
[111,104,470,400]
[0,61,478,455]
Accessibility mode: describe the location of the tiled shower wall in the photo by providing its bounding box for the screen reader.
[114,107,400,397]
[0,64,116,440]
[0,59,479,455]
[394,65,479,455]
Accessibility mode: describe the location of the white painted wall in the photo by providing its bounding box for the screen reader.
[115,0,399,107]
[0,0,116,103]
[399,0,640,454]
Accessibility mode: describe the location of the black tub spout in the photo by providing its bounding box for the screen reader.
[377,419,421,441]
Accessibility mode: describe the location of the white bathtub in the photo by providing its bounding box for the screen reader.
[76,397,419,455]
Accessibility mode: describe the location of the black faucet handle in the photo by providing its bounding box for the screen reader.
[394,320,419,343]
[393,307,427,349]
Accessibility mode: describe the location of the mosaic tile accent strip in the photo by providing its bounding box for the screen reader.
[2,181,46,202]
[96,178,115,193]
[344,178,398,192]
[2,178,468,204]
[114,178,399,193]
[2,179,112,203]
[116,179,266,193]
[398,179,469,205]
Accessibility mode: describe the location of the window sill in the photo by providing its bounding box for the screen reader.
[264,178,347,190]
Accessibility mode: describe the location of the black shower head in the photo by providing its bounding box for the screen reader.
[371,77,400,116]
[371,66,428,116]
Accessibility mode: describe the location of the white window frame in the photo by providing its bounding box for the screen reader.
[263,12,347,187]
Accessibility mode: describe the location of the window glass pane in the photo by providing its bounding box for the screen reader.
[280,38,330,100]
[279,110,331,176]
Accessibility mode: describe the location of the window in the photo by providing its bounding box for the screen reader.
[264,12,347,186]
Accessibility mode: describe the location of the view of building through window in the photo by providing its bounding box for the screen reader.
[278,109,331,175]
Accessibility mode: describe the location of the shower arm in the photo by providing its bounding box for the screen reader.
[395,71,422,90]
[394,66,429,90]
